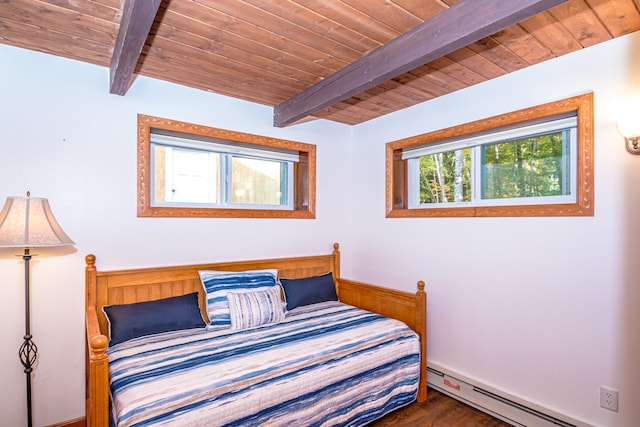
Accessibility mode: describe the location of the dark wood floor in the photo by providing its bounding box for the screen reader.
[369,387,513,427]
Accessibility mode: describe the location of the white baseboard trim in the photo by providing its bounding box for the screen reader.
[427,363,593,427]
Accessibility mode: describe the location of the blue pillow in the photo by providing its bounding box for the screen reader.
[279,272,338,310]
[199,269,278,328]
[103,292,205,346]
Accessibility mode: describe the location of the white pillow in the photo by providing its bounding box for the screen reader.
[227,286,287,330]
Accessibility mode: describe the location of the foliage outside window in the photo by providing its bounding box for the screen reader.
[138,115,316,218]
[405,116,576,207]
[386,93,594,217]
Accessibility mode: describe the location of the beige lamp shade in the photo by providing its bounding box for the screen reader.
[0,195,74,248]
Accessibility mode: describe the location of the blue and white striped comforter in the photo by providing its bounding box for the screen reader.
[108,301,420,426]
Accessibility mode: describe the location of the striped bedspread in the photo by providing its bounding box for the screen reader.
[108,301,420,426]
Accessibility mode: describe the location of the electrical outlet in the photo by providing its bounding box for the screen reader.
[600,386,619,412]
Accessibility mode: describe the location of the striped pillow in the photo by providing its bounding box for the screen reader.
[227,286,287,330]
[199,269,278,328]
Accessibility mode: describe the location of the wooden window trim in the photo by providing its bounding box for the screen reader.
[138,114,316,218]
[385,93,594,218]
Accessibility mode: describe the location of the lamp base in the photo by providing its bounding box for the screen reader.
[20,335,37,427]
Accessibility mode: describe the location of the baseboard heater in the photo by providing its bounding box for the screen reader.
[427,365,592,427]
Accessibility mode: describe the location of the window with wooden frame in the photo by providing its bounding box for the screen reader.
[138,114,316,218]
[386,93,594,217]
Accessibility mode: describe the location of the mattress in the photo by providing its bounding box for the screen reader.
[107,301,420,426]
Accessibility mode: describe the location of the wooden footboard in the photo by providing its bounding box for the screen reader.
[85,244,427,427]
[336,278,427,402]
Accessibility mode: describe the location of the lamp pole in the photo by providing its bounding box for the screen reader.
[18,247,37,427]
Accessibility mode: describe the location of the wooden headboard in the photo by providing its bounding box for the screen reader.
[85,243,426,427]
[86,244,341,337]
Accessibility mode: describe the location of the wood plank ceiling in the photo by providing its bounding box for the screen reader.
[1,0,639,126]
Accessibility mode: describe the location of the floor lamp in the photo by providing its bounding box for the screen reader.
[0,192,74,427]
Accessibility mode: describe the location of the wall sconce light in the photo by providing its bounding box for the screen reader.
[617,117,640,155]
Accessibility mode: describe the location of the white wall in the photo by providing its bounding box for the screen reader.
[0,45,353,426]
[351,32,640,427]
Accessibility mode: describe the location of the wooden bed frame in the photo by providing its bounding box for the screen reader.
[85,243,427,427]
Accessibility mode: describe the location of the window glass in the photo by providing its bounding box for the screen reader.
[154,145,220,205]
[151,138,293,210]
[230,157,290,207]
[416,148,471,204]
[481,131,570,200]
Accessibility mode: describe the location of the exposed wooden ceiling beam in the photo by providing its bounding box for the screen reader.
[110,0,162,95]
[273,0,568,127]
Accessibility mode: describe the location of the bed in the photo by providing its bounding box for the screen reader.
[85,243,427,427]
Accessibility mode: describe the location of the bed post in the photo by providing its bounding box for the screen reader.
[416,280,427,403]
[332,242,340,279]
[85,255,109,427]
